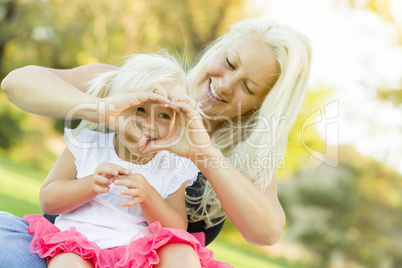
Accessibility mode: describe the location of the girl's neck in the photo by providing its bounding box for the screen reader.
[113,134,155,165]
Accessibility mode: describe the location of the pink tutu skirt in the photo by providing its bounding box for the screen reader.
[23,214,232,268]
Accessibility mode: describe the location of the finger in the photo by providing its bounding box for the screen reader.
[96,163,130,176]
[151,84,168,99]
[116,121,148,151]
[170,95,197,107]
[120,188,140,197]
[93,174,112,185]
[171,101,202,120]
[93,184,110,194]
[127,82,168,99]
[114,174,145,188]
[141,139,172,155]
[126,92,169,107]
[121,197,141,207]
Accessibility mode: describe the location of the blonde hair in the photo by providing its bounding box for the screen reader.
[74,52,186,133]
[186,18,312,227]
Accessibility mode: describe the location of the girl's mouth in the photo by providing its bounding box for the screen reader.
[145,134,156,143]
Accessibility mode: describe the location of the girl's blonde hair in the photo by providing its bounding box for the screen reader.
[186,18,312,227]
[73,52,186,133]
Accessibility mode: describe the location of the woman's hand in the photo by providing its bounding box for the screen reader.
[92,163,130,194]
[141,94,216,162]
[97,86,168,129]
[114,173,156,207]
[84,86,170,149]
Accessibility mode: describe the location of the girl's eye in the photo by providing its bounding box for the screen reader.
[136,107,145,114]
[226,57,235,70]
[158,113,171,120]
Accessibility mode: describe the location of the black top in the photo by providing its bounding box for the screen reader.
[185,173,226,245]
[44,173,225,246]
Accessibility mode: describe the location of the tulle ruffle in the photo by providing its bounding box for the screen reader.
[23,214,232,268]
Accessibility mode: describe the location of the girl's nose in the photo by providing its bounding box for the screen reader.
[137,116,155,131]
[143,116,155,130]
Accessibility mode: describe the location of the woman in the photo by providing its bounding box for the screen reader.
[1,18,311,267]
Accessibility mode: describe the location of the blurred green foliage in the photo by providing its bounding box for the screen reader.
[0,93,24,149]
[279,146,402,268]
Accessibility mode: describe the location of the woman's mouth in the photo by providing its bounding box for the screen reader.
[208,79,226,103]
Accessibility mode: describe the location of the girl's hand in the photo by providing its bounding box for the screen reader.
[92,163,130,194]
[114,173,156,207]
[141,94,216,161]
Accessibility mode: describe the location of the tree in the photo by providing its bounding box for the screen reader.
[281,146,402,267]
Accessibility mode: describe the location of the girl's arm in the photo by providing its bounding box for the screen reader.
[114,175,188,230]
[141,184,188,230]
[1,64,117,120]
[40,147,129,214]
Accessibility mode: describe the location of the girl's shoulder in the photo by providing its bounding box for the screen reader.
[64,128,113,148]
[157,151,199,186]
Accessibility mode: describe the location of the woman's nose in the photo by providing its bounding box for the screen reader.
[218,76,234,95]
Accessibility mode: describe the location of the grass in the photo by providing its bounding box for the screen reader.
[0,155,45,217]
[0,154,306,268]
[208,239,300,268]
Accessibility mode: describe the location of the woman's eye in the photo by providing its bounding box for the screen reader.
[243,82,254,95]
[226,57,235,70]
[158,113,171,120]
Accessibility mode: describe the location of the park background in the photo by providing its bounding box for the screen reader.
[0,0,401,267]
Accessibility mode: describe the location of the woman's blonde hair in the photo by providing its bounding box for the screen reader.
[186,18,312,227]
[73,51,186,133]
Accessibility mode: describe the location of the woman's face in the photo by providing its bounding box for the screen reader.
[191,34,280,120]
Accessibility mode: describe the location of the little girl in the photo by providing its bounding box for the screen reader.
[23,53,230,267]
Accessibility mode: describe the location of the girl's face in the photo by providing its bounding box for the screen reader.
[191,34,280,120]
[117,101,175,155]
[134,101,175,142]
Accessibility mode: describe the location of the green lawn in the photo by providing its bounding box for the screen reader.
[0,155,306,268]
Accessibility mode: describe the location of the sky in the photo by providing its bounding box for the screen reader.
[253,0,402,173]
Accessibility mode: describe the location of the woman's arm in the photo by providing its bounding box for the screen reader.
[196,151,286,246]
[1,64,117,120]
[1,64,170,143]
[143,99,285,246]
[114,175,188,230]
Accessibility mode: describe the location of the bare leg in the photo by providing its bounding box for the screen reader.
[155,243,201,268]
[48,253,94,268]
